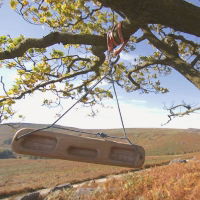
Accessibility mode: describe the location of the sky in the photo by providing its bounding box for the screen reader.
[0,1,200,129]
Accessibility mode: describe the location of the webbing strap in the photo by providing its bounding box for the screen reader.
[107,22,129,56]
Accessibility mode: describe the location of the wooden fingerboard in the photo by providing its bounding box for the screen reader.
[12,128,145,168]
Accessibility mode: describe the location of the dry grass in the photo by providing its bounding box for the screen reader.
[0,159,130,198]
[1,127,200,198]
[1,152,199,198]
[56,160,200,200]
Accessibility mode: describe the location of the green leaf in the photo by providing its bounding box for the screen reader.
[10,0,18,9]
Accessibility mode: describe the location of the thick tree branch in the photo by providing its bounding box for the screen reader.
[142,26,179,58]
[0,32,106,60]
[142,26,200,89]
[99,0,200,37]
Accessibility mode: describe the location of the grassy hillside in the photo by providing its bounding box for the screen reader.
[56,159,200,200]
[1,153,199,199]
[103,128,200,156]
[1,123,200,156]
[0,123,200,198]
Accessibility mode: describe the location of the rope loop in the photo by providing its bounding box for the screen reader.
[107,22,129,57]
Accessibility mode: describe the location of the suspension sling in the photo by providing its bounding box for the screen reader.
[12,23,145,168]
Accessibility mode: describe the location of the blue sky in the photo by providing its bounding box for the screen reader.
[0,1,200,129]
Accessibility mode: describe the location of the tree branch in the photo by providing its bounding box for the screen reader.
[0,68,93,103]
[0,32,106,60]
[126,58,169,91]
[167,34,200,49]
[142,26,179,58]
[191,54,200,67]
[163,103,200,125]
[0,76,9,97]
[142,26,200,89]
[98,0,200,37]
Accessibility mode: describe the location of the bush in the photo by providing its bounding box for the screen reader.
[3,138,12,145]
[0,149,16,159]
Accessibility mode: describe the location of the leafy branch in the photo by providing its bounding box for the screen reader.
[0,32,106,60]
[163,103,200,125]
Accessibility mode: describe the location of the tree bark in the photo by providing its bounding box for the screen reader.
[173,59,200,89]
[141,26,200,89]
[0,0,199,89]
[0,32,106,60]
[99,0,200,37]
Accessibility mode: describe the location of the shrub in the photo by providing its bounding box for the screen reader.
[0,149,16,159]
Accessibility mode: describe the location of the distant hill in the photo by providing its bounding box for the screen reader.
[0,123,84,158]
[187,128,200,133]
[0,122,82,149]
[1,123,200,156]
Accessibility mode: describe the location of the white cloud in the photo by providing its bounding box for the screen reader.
[162,114,200,129]
[7,91,200,130]
[0,68,19,93]
[11,91,59,124]
[120,52,138,64]
[130,99,147,104]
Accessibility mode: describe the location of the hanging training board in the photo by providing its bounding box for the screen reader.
[12,128,145,168]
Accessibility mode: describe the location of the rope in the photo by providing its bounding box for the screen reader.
[106,22,133,144]
[15,55,127,142]
[16,73,109,140]
[16,23,133,145]
[108,55,133,145]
